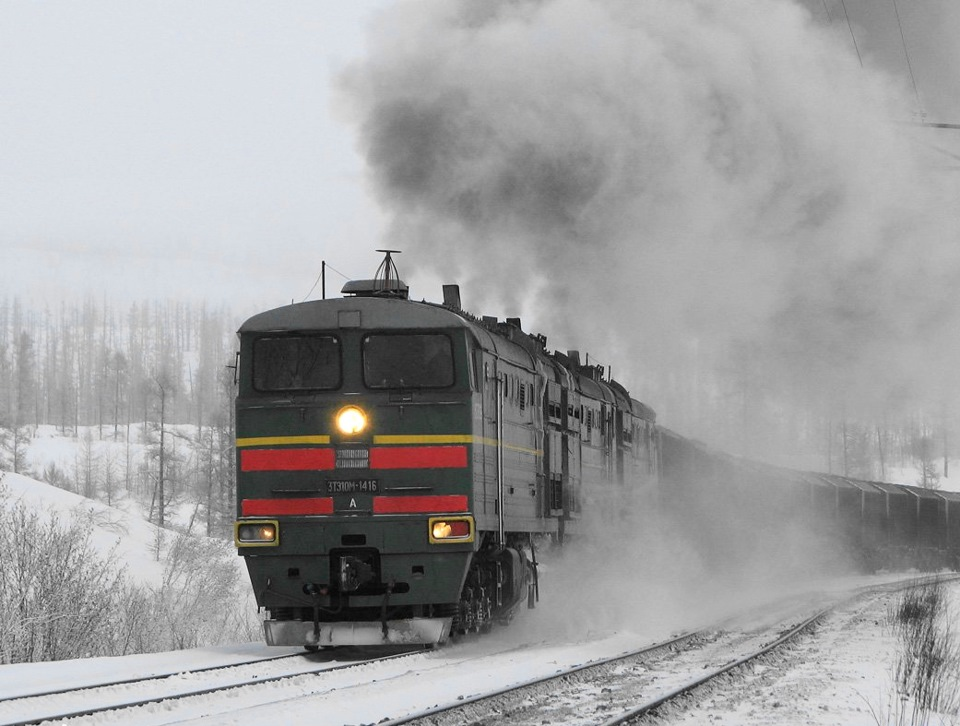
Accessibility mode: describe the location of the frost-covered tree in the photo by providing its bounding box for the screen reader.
[77,430,100,499]
[913,427,941,490]
[0,495,128,663]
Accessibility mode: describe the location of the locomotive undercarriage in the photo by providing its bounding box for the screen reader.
[258,532,537,648]
[449,533,538,637]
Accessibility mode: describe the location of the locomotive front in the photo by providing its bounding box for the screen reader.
[233,289,478,647]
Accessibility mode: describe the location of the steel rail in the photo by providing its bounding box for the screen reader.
[379,628,711,726]
[598,607,831,725]
[0,651,306,704]
[0,649,421,726]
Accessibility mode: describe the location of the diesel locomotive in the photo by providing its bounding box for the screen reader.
[233,252,660,648]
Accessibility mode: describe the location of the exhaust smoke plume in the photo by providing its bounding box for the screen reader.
[340,0,960,451]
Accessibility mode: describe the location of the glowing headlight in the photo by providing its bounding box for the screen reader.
[235,520,279,547]
[429,516,475,544]
[336,406,367,436]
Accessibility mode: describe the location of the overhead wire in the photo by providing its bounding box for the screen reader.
[325,262,351,281]
[300,261,352,303]
[839,2,958,165]
[839,1,862,68]
[891,0,924,118]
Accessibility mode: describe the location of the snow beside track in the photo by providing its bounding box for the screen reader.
[1,576,956,725]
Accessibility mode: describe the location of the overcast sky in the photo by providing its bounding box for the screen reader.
[1,1,394,310]
[1,0,957,313]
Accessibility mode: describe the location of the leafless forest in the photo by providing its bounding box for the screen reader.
[0,297,241,539]
[0,298,259,664]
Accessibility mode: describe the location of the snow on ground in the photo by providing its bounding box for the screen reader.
[23,424,206,534]
[26,424,151,482]
[0,470,174,587]
[0,576,957,725]
[669,578,960,726]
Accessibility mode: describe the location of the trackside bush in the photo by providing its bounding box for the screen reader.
[0,492,129,663]
[0,485,259,663]
[879,579,960,726]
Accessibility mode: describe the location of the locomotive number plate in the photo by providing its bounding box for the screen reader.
[325,479,380,494]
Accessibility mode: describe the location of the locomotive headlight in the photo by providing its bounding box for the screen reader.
[429,516,475,544]
[336,406,367,436]
[234,520,279,547]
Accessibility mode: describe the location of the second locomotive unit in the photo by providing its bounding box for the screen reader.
[233,252,661,647]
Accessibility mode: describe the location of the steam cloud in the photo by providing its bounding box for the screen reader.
[340,0,960,443]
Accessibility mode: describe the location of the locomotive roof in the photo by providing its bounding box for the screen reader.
[239,293,657,422]
[238,296,472,333]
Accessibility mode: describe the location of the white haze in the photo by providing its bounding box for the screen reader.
[524,476,855,640]
[339,0,960,449]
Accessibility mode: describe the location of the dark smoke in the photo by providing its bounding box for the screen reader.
[339,0,960,452]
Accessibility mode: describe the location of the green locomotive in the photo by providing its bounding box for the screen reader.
[234,252,660,648]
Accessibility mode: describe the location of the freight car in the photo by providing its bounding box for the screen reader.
[659,429,960,578]
[233,252,660,648]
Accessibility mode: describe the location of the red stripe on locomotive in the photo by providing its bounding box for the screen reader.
[372,494,469,514]
[241,448,335,472]
[241,497,334,515]
[369,445,467,469]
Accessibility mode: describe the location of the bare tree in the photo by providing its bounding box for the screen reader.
[912,420,941,490]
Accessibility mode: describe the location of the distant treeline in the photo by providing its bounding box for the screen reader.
[0,297,241,433]
[0,297,247,537]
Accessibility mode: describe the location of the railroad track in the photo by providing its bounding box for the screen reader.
[3,574,953,725]
[0,646,421,726]
[0,650,308,704]
[0,639,543,726]
[385,574,960,726]
[380,616,822,726]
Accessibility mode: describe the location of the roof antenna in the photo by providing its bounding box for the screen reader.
[341,250,410,298]
[373,249,406,298]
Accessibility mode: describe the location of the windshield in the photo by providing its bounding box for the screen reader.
[252,335,341,391]
[363,333,454,389]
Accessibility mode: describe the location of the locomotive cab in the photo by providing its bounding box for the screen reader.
[233,252,649,648]
[234,293,487,647]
